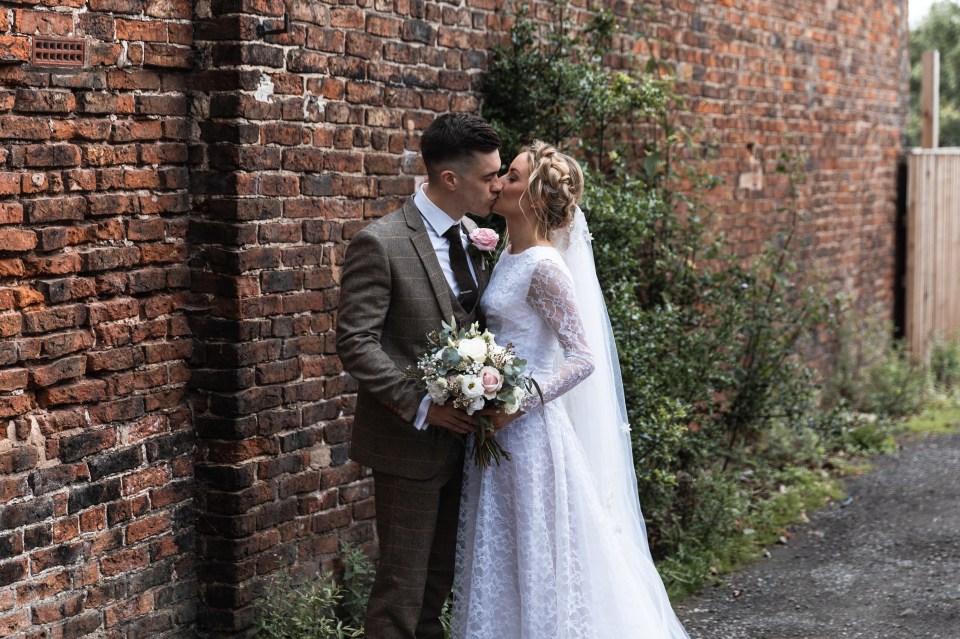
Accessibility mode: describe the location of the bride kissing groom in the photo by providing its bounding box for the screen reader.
[337,113,688,639]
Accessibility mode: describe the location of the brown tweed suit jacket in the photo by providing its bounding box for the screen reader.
[336,198,491,480]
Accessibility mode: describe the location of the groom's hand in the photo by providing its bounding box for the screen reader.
[426,403,477,435]
[478,408,523,432]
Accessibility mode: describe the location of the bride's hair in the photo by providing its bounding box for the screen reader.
[523,140,584,237]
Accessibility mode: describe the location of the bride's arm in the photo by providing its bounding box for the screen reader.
[520,259,595,410]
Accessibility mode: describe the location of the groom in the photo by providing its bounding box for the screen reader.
[336,113,502,638]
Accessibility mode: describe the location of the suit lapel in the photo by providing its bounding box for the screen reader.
[404,199,456,323]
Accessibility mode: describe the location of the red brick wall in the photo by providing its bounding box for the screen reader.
[653,0,907,347]
[0,0,908,637]
[0,1,195,637]
[187,0,504,634]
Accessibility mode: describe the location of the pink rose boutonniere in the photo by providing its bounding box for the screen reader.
[468,228,500,270]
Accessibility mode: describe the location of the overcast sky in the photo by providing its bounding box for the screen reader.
[910,0,940,26]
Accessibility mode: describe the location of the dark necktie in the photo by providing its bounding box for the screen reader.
[442,224,478,311]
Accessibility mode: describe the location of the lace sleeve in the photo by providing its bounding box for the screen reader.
[521,259,595,411]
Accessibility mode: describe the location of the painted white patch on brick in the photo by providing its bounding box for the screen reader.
[254,74,275,103]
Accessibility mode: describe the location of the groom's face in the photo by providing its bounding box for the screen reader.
[450,150,503,218]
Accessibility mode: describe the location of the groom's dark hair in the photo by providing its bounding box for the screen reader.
[421,113,501,178]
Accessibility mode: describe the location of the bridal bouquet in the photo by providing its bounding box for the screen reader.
[408,319,541,467]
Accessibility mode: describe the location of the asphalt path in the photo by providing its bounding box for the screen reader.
[676,431,960,639]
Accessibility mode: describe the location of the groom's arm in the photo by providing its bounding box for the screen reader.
[336,228,422,422]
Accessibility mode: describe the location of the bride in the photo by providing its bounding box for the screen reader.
[452,141,690,638]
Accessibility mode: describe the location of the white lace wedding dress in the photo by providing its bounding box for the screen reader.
[452,246,689,639]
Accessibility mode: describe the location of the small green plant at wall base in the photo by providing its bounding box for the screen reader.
[930,336,960,392]
[825,317,930,420]
[255,567,362,639]
[339,542,376,629]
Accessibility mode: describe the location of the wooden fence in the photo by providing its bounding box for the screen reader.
[905,148,960,360]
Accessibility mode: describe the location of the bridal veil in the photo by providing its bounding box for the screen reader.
[553,206,690,638]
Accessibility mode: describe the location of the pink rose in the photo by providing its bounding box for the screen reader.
[479,366,503,399]
[469,228,499,252]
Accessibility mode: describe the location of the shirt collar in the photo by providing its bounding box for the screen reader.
[414,185,462,236]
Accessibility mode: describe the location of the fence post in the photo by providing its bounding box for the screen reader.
[921,50,940,149]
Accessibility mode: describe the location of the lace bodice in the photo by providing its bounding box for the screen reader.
[481,246,595,411]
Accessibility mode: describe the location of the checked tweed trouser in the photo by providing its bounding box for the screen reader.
[364,455,464,639]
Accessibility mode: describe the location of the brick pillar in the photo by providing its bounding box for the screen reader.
[189,1,374,634]
[188,0,502,630]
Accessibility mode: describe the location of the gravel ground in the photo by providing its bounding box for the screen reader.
[676,432,960,639]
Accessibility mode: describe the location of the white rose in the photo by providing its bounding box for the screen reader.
[503,402,520,415]
[426,378,449,404]
[459,375,484,399]
[467,396,486,415]
[457,337,488,362]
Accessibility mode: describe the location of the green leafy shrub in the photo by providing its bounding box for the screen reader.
[254,567,362,639]
[339,542,376,629]
[483,1,671,169]
[826,317,930,420]
[253,543,452,638]
[930,336,960,391]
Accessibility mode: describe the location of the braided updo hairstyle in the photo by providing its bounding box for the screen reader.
[523,140,584,237]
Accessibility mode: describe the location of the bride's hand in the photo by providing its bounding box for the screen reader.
[478,408,523,432]
[426,403,477,435]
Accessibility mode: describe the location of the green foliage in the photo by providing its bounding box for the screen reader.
[826,317,930,420]
[655,467,841,599]
[909,1,960,146]
[339,542,376,629]
[905,405,960,434]
[930,335,960,390]
[809,405,897,455]
[483,0,671,170]
[254,543,454,639]
[254,567,363,639]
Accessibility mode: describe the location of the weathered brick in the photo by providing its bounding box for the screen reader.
[87,298,140,325]
[39,379,108,407]
[32,592,85,624]
[30,356,87,388]
[30,540,86,572]
[23,144,82,168]
[0,447,39,474]
[14,89,76,114]
[62,610,101,639]
[58,428,116,463]
[145,43,194,68]
[107,495,151,527]
[0,228,36,251]
[22,305,87,334]
[0,395,31,419]
[125,513,170,544]
[26,197,87,223]
[28,464,87,495]
[87,447,143,481]
[0,203,23,225]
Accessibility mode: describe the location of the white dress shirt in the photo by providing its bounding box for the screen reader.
[411,186,479,430]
